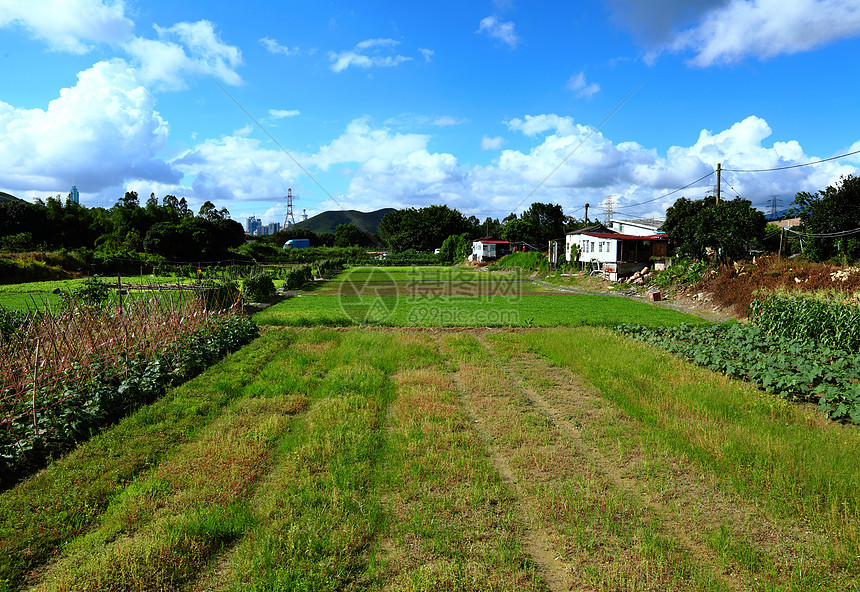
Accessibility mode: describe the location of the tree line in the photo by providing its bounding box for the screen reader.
[0,192,245,261]
[2,174,857,265]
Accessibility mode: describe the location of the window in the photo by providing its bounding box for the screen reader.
[598,242,603,253]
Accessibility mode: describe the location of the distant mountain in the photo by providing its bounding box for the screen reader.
[0,191,24,204]
[292,208,396,235]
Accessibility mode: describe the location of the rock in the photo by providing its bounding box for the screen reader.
[648,290,662,302]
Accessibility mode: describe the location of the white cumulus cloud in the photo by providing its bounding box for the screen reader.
[0,0,134,53]
[566,72,601,98]
[125,20,242,90]
[477,15,520,48]
[0,59,177,195]
[674,0,860,66]
[481,136,506,150]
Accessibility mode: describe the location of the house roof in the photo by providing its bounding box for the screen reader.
[576,232,668,241]
[474,237,510,244]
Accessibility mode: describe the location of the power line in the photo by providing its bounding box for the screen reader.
[723,148,860,173]
[787,227,860,238]
[613,171,715,210]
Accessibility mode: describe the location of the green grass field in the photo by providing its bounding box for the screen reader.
[2,327,858,591]
[256,266,709,328]
[2,265,857,591]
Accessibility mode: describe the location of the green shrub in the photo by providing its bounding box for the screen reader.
[488,251,547,272]
[242,275,276,302]
[651,258,710,288]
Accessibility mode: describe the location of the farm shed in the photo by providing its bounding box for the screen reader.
[566,225,670,281]
[471,237,511,262]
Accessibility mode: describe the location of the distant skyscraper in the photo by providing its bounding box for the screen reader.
[245,215,263,235]
[69,185,80,204]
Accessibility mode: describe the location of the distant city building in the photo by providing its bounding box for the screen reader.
[263,222,281,236]
[246,216,263,235]
[69,185,80,204]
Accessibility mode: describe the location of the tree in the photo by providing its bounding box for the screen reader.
[791,175,860,261]
[378,205,473,251]
[334,223,373,247]
[439,233,473,263]
[198,200,223,222]
[499,202,566,247]
[664,195,766,261]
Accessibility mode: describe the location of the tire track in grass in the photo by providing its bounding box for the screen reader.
[472,331,751,592]
[378,364,549,591]
[208,330,406,591]
[440,330,733,592]
[506,328,859,592]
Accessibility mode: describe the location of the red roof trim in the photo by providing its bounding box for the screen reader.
[475,239,510,244]
[575,232,667,241]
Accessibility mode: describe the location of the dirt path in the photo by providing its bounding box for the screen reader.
[531,279,734,323]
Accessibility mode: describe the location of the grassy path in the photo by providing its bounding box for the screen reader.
[3,327,859,590]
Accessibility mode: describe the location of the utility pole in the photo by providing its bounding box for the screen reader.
[584,203,589,224]
[779,226,785,257]
[715,163,721,204]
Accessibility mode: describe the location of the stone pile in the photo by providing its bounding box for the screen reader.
[624,266,651,285]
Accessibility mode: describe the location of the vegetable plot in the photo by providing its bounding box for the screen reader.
[617,322,860,423]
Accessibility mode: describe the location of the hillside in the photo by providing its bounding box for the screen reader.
[0,191,24,204]
[293,208,395,235]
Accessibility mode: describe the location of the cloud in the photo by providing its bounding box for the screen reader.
[0,60,177,196]
[481,136,506,150]
[312,117,431,170]
[328,38,412,72]
[673,0,860,66]
[607,0,860,66]
[260,37,299,56]
[0,0,134,53]
[269,109,300,119]
[477,16,520,48]
[566,72,601,98]
[125,20,242,90]
[419,48,434,62]
[506,114,578,136]
[432,116,464,127]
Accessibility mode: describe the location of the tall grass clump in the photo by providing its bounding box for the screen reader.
[487,251,548,273]
[0,293,257,485]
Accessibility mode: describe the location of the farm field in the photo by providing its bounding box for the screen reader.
[0,276,194,311]
[2,327,859,591]
[255,266,711,328]
[2,265,858,591]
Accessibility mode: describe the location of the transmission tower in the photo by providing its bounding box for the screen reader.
[601,195,616,225]
[284,188,296,227]
[769,195,782,217]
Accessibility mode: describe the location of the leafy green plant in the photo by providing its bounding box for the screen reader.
[242,274,276,302]
[59,277,112,309]
[617,322,860,423]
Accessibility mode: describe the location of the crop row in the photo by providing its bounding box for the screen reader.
[617,322,860,423]
[747,293,860,350]
[0,297,257,485]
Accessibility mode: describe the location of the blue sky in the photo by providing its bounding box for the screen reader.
[2,0,860,225]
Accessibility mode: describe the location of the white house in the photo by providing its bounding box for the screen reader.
[471,238,511,262]
[566,224,670,281]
